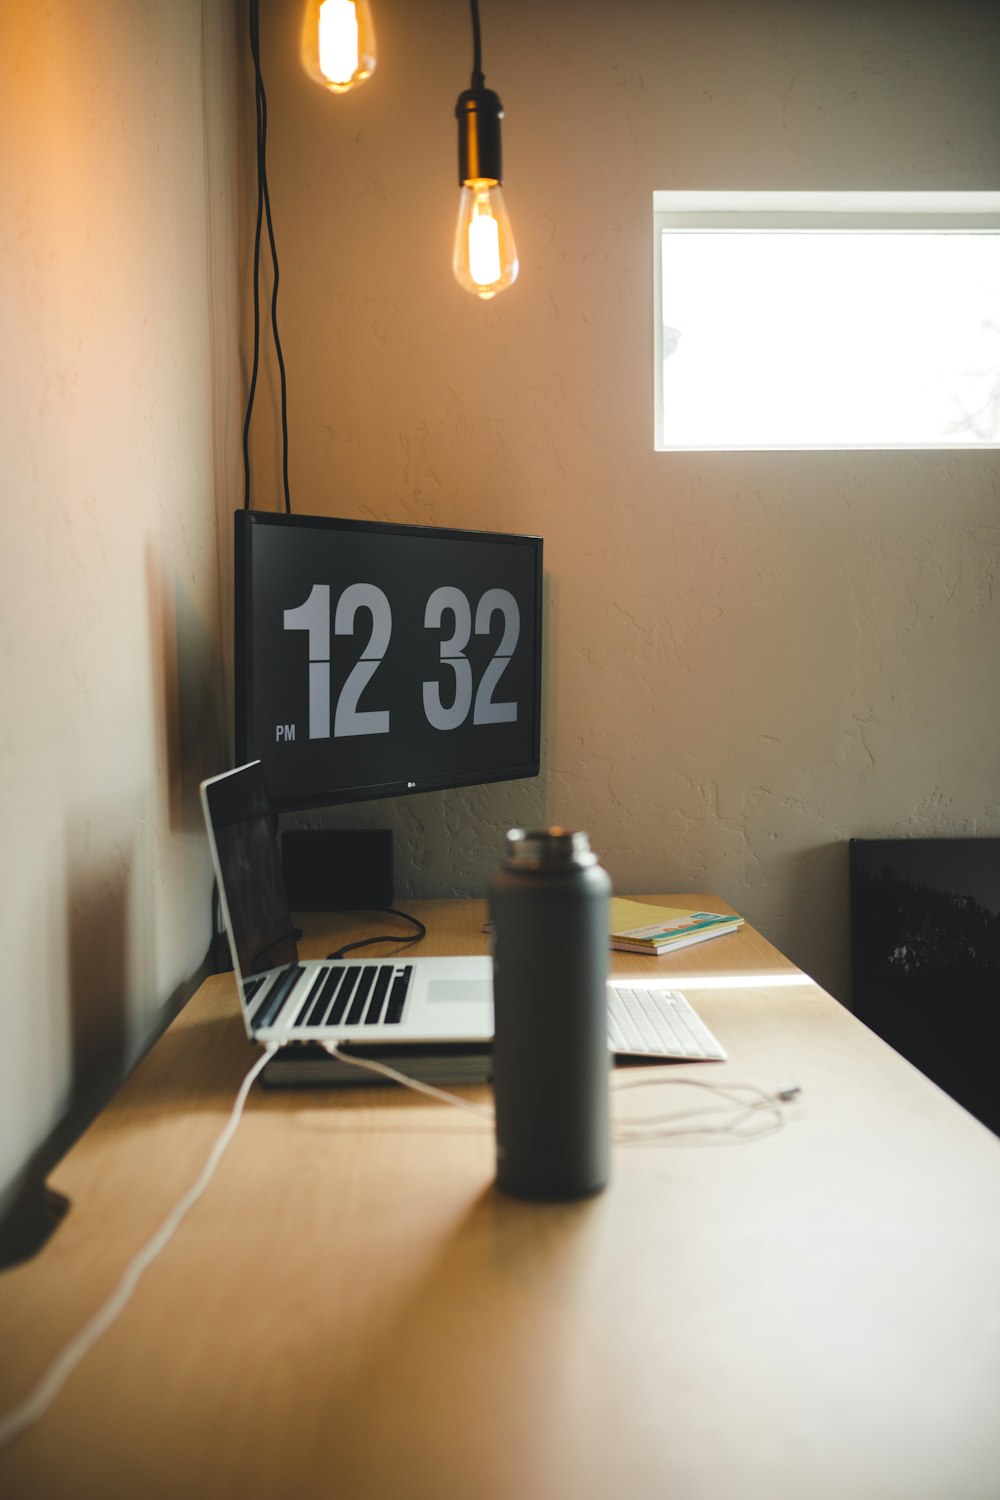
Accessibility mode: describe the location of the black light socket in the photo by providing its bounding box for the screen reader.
[456,86,504,185]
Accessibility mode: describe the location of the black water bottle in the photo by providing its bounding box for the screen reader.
[490,828,612,1200]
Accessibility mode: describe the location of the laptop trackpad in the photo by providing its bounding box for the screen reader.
[426,979,492,1005]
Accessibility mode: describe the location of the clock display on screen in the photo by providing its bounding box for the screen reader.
[235,511,543,811]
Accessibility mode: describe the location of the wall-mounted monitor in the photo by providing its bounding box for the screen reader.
[234,510,543,812]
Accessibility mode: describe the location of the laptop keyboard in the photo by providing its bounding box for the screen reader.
[607,984,726,1060]
[247,963,413,1031]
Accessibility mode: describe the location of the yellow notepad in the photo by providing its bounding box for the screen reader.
[610,898,742,955]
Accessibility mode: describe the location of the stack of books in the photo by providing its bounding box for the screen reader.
[610,898,743,956]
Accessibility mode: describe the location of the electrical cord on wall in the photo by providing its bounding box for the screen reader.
[243,0,291,514]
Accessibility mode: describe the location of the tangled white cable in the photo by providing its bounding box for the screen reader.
[611,1076,801,1143]
[320,1041,801,1145]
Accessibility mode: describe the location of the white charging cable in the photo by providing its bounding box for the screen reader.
[612,1076,801,1143]
[320,1041,494,1119]
[0,1045,276,1452]
[320,1041,801,1144]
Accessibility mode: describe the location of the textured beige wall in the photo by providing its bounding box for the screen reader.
[244,0,1000,1003]
[0,0,240,1226]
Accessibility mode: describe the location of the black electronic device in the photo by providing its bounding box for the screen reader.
[281,828,394,910]
[234,510,543,812]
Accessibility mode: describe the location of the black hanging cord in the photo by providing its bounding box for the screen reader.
[241,1,264,509]
[326,909,428,962]
[469,0,484,88]
[243,0,291,514]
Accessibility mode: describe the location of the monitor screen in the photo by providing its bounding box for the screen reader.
[234,510,543,811]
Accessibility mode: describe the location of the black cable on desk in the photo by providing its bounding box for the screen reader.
[326,909,427,961]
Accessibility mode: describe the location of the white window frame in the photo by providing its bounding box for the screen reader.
[653,191,1000,453]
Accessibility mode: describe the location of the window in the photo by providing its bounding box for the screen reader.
[653,192,1000,451]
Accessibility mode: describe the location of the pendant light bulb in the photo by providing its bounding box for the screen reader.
[453,84,518,300]
[301,0,376,94]
[453,181,518,299]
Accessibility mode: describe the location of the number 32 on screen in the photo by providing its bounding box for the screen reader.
[283,583,520,739]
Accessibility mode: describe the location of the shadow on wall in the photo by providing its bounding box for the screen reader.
[66,820,132,1098]
[0,821,133,1266]
[147,544,227,832]
[0,562,225,1266]
[778,841,852,1003]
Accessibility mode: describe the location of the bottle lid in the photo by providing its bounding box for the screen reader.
[504,828,598,869]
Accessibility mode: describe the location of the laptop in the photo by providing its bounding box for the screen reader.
[200,761,726,1062]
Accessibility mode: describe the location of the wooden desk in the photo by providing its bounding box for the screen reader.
[2,897,999,1500]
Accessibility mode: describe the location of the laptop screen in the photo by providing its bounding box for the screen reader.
[202,762,298,982]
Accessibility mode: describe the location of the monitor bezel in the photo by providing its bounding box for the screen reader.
[234,509,544,813]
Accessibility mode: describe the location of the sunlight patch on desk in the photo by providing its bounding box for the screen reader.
[660,972,816,991]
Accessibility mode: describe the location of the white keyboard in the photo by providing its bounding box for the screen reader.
[607,984,726,1060]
